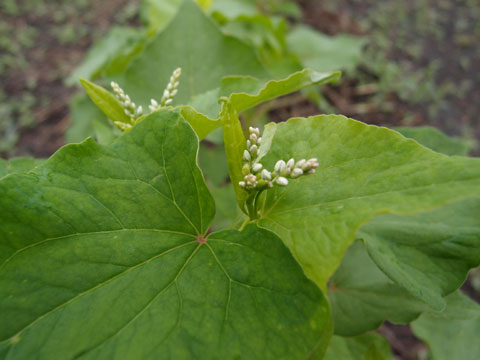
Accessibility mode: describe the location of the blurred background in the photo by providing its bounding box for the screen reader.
[1,1,479,358]
[0,0,478,159]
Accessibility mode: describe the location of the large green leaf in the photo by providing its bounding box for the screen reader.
[324,334,393,360]
[394,126,472,156]
[0,110,332,359]
[121,0,268,110]
[0,157,44,179]
[257,115,480,289]
[328,240,431,336]
[359,197,480,310]
[411,291,480,360]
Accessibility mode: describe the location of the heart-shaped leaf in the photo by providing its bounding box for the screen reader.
[0,110,331,359]
[257,115,480,289]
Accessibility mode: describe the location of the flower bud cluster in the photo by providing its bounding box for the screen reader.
[149,67,182,111]
[238,127,319,191]
[108,67,182,132]
[111,81,143,122]
[239,127,264,190]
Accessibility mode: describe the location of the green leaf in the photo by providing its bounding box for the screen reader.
[221,102,248,211]
[411,291,480,360]
[122,0,268,110]
[324,334,393,360]
[286,25,365,73]
[80,79,131,125]
[359,197,480,310]
[394,126,472,156]
[209,184,245,231]
[67,27,146,86]
[67,93,113,144]
[0,110,332,359]
[223,69,340,113]
[140,0,211,33]
[257,115,480,289]
[328,240,431,336]
[0,157,44,179]
[198,143,229,187]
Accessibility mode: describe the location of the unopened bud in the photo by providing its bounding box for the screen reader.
[252,163,262,172]
[276,177,288,186]
[239,181,246,188]
[296,159,306,169]
[286,158,295,169]
[261,169,272,180]
[274,160,286,173]
[243,150,251,161]
[291,168,303,178]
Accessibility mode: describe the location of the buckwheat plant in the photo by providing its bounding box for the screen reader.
[240,126,319,219]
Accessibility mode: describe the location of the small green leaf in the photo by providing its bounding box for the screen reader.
[395,126,472,156]
[324,334,393,360]
[80,78,130,125]
[411,291,480,360]
[0,110,332,359]
[258,115,480,289]
[224,69,341,113]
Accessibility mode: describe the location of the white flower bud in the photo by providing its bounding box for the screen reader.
[246,139,251,148]
[287,158,295,169]
[163,89,170,98]
[261,169,272,180]
[239,181,246,188]
[170,89,178,97]
[136,106,143,115]
[252,163,262,172]
[250,133,257,143]
[243,150,251,161]
[306,169,316,174]
[291,168,303,178]
[165,99,173,105]
[150,99,158,107]
[274,160,286,173]
[308,158,319,168]
[250,144,258,153]
[296,159,306,169]
[276,177,288,186]
[257,137,262,144]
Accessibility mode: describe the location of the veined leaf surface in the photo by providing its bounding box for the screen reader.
[0,110,331,359]
[257,115,480,289]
